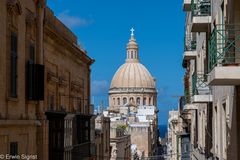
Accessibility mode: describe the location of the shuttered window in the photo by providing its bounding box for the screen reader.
[10,32,18,98]
[27,44,35,100]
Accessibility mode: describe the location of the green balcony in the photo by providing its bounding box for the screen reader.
[185,36,197,51]
[208,24,240,85]
[191,0,211,32]
[192,73,212,102]
[183,35,197,67]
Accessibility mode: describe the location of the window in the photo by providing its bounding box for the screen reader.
[130,97,134,103]
[131,51,133,58]
[29,44,35,63]
[10,32,18,98]
[137,97,140,105]
[113,98,115,105]
[27,44,35,100]
[123,97,127,105]
[60,94,65,109]
[77,97,82,112]
[149,97,151,105]
[117,98,120,105]
[10,142,18,160]
[143,97,147,105]
[48,94,55,109]
[222,103,227,156]
[76,116,90,143]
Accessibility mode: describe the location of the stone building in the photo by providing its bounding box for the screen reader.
[0,0,39,157]
[181,0,240,159]
[167,111,180,160]
[110,125,131,160]
[129,106,159,157]
[128,123,151,157]
[95,115,111,160]
[0,0,95,159]
[167,109,190,160]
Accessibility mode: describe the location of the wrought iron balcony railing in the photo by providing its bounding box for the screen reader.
[192,73,209,96]
[191,0,211,18]
[185,36,197,51]
[208,24,240,71]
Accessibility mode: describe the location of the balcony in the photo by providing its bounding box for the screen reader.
[208,24,240,85]
[183,35,197,61]
[184,104,198,110]
[183,0,192,11]
[192,73,212,102]
[181,111,192,120]
[179,96,197,111]
[191,0,211,32]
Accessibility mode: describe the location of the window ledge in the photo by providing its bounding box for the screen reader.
[7,97,18,102]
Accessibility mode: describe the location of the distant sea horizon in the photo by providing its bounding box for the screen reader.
[158,124,167,138]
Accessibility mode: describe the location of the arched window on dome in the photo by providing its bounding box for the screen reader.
[113,98,115,105]
[131,51,133,59]
[117,98,120,105]
[143,97,147,105]
[130,97,134,103]
[152,97,155,106]
[123,97,127,105]
[137,97,141,105]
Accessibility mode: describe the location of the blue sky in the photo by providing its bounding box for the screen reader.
[47,0,185,125]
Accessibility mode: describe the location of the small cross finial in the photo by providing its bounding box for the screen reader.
[130,27,135,36]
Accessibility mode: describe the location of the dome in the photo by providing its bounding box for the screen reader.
[110,62,155,89]
[108,28,157,110]
[110,28,156,89]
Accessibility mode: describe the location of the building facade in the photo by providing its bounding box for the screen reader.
[0,0,95,159]
[180,0,240,159]
[95,115,111,160]
[110,126,131,160]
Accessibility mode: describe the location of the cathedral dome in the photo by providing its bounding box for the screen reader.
[109,28,157,110]
[110,28,155,89]
[110,62,155,89]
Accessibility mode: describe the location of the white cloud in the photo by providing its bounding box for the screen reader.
[57,10,93,28]
[91,80,109,96]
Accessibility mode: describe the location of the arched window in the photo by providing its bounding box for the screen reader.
[143,97,147,105]
[131,51,133,58]
[149,97,151,105]
[113,98,115,105]
[130,97,134,103]
[137,97,141,105]
[123,97,127,105]
[117,98,120,105]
